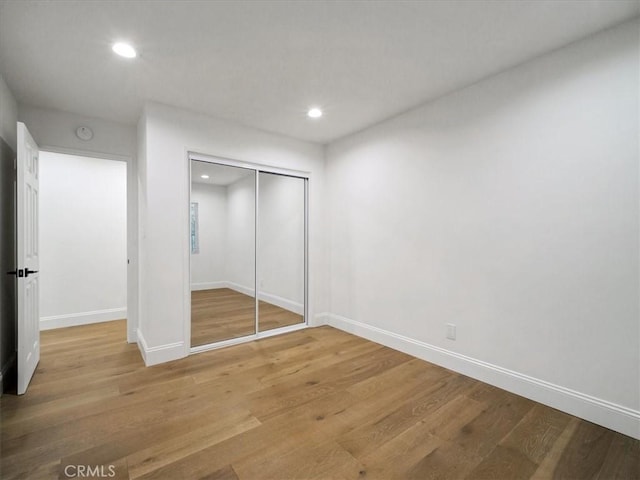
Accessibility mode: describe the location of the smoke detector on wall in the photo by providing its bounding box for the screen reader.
[76,126,93,141]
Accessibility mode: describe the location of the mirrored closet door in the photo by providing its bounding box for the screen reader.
[189,156,308,350]
[190,161,256,347]
[257,172,305,332]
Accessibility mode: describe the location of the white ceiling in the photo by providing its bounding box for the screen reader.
[0,1,637,144]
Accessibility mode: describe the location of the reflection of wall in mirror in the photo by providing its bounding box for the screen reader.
[226,174,256,293]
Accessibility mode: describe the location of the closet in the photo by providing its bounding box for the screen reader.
[189,154,307,351]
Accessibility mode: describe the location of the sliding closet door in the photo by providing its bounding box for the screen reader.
[257,172,305,332]
[190,161,256,347]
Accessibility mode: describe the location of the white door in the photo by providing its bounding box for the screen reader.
[16,122,40,395]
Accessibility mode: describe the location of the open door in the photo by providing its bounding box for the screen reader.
[16,122,40,395]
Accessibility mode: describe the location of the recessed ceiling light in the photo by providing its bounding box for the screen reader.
[200,174,210,179]
[112,42,137,59]
[307,107,323,118]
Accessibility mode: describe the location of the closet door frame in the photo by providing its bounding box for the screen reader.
[188,152,309,355]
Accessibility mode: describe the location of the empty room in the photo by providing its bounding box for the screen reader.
[0,1,638,479]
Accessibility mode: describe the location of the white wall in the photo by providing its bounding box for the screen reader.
[138,102,325,365]
[0,74,18,390]
[18,105,138,341]
[326,20,639,438]
[190,182,228,289]
[39,152,127,329]
[18,105,136,157]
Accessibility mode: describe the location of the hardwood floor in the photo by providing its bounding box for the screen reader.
[191,288,303,346]
[1,320,638,479]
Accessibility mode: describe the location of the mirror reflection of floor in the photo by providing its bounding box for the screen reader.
[191,288,303,347]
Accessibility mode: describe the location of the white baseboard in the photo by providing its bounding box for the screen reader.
[226,281,254,297]
[225,282,303,315]
[40,308,127,330]
[0,353,16,397]
[313,312,330,327]
[258,291,303,315]
[127,323,137,344]
[136,328,185,367]
[326,313,640,440]
[191,281,227,291]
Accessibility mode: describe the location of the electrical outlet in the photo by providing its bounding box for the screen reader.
[446,323,456,340]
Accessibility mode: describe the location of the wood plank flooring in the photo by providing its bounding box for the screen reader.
[191,288,303,346]
[1,320,638,479]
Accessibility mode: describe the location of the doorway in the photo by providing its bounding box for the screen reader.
[189,154,308,352]
[38,151,127,333]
